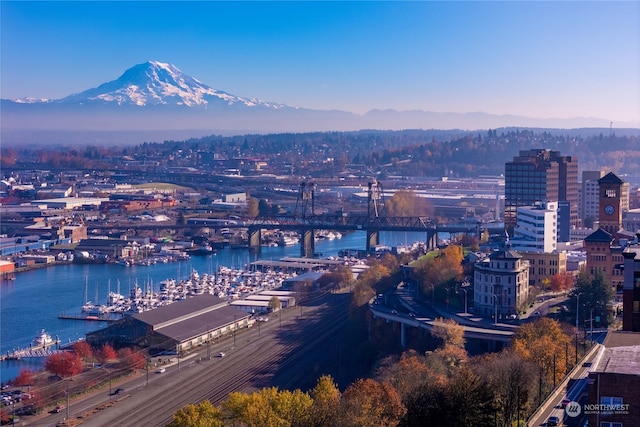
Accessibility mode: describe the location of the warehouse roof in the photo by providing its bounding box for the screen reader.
[133,294,229,328]
[154,304,249,343]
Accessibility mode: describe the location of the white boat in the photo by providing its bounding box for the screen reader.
[32,329,54,347]
[278,234,300,246]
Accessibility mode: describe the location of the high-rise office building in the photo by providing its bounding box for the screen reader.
[504,149,578,230]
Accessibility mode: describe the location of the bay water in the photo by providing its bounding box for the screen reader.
[0,230,432,383]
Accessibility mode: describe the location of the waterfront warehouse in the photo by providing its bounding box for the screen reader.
[86,294,250,354]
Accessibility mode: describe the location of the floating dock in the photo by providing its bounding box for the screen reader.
[1,339,61,361]
[58,312,122,322]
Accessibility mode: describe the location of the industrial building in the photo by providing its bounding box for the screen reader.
[86,294,251,354]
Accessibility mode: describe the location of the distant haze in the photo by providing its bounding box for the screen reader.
[2,61,637,146]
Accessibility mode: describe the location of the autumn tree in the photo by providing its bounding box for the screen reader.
[96,344,117,364]
[72,340,93,362]
[376,253,399,274]
[477,350,537,427]
[384,190,434,217]
[44,351,83,377]
[168,400,223,427]
[512,318,571,386]
[375,351,436,401]
[268,296,282,311]
[309,375,341,427]
[13,369,35,386]
[401,365,493,427]
[414,245,464,298]
[340,378,406,427]
[117,347,146,370]
[431,317,465,350]
[317,266,353,290]
[549,272,574,293]
[222,387,313,427]
[352,263,391,308]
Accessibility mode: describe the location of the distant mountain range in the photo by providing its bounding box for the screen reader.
[2,61,637,145]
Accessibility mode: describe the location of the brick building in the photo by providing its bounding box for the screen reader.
[586,332,640,427]
[584,172,629,292]
[622,248,640,332]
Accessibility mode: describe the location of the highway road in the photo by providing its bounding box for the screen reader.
[24,292,350,427]
[528,343,604,427]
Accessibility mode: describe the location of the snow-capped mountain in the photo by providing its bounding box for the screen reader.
[47,61,291,109]
[2,60,633,145]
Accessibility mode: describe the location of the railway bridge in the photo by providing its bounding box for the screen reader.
[246,180,494,257]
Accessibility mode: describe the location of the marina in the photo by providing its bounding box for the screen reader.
[0,230,432,383]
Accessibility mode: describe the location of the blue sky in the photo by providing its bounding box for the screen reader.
[1,1,639,125]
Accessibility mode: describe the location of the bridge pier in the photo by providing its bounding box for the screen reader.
[426,230,438,250]
[301,229,315,258]
[248,228,261,251]
[400,323,406,348]
[366,230,380,252]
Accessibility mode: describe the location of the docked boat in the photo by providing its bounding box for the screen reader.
[278,233,300,246]
[32,329,54,347]
[187,244,216,256]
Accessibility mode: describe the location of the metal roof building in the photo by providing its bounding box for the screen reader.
[86,294,251,354]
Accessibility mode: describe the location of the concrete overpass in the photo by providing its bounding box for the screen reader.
[369,303,514,348]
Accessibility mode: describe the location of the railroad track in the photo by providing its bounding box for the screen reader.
[75,294,350,427]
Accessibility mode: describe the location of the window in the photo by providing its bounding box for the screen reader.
[600,396,623,406]
[600,422,622,427]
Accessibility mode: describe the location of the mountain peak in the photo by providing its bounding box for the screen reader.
[54,61,289,109]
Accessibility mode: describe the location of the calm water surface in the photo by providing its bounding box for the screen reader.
[0,230,430,382]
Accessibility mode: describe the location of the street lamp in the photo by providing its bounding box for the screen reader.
[575,292,582,364]
[429,284,435,303]
[458,286,469,314]
[65,377,72,421]
[576,292,582,331]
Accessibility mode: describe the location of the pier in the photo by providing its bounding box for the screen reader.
[0,339,61,361]
[58,312,123,322]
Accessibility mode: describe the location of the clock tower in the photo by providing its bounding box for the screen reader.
[598,172,623,235]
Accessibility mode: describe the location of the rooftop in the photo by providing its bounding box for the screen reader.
[596,345,640,376]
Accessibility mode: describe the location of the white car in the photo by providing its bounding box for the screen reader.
[156,368,166,373]
[218,352,226,358]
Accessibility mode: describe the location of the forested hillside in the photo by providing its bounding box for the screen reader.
[2,128,639,178]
